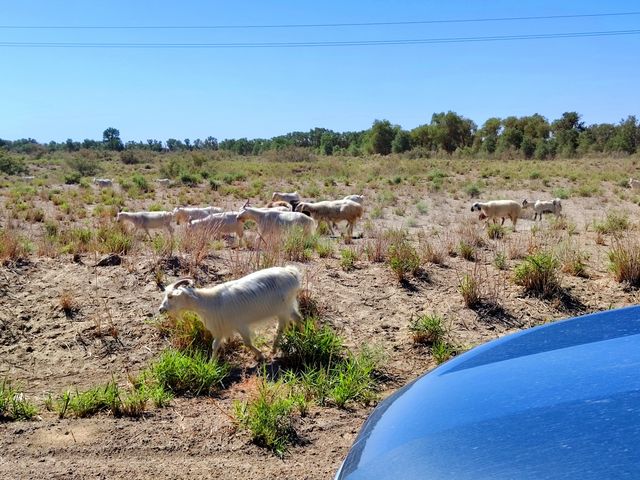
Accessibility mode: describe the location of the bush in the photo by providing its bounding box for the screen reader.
[150,349,230,396]
[459,273,481,307]
[594,211,629,235]
[120,150,140,164]
[608,239,640,287]
[409,314,446,344]
[487,223,506,240]
[132,174,151,193]
[514,251,560,297]
[0,153,27,175]
[0,378,38,421]
[234,377,301,456]
[66,156,99,176]
[283,229,316,262]
[279,318,344,368]
[340,248,357,271]
[387,232,421,281]
[156,312,213,354]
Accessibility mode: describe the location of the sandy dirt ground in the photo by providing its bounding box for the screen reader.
[2,182,640,479]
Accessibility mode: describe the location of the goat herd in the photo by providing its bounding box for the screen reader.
[104,182,569,361]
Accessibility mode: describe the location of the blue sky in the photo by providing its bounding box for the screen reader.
[1,0,639,142]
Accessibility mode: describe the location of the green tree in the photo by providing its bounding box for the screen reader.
[368,119,396,155]
[391,130,412,153]
[552,112,584,157]
[103,127,124,151]
[430,111,476,154]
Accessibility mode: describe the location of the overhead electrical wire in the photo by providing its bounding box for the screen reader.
[0,11,639,30]
[0,29,638,48]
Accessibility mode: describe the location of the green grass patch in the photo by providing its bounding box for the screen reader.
[514,251,560,297]
[150,349,230,396]
[0,378,38,421]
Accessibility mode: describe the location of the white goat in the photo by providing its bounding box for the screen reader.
[343,194,364,205]
[174,206,224,225]
[266,200,293,211]
[237,206,316,239]
[20,175,35,183]
[471,200,521,230]
[158,266,303,360]
[522,198,562,221]
[295,199,363,242]
[156,178,171,187]
[187,211,245,243]
[271,191,301,209]
[116,211,175,238]
[629,178,640,190]
[93,178,113,188]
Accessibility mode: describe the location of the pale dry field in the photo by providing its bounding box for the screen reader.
[2,153,640,479]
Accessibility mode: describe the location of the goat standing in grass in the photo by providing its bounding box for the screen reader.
[158,266,304,360]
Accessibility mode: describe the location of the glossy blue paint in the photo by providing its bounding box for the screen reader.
[336,306,640,480]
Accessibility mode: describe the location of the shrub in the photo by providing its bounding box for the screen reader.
[96,223,133,254]
[457,241,476,261]
[234,377,300,456]
[387,232,421,281]
[608,239,640,287]
[514,251,560,297]
[150,349,230,396]
[409,314,446,344]
[279,318,344,368]
[0,227,30,263]
[493,251,507,270]
[432,341,456,364]
[156,312,213,354]
[487,223,506,240]
[340,248,357,271]
[132,174,150,193]
[283,229,315,262]
[64,171,82,184]
[66,156,99,176]
[315,239,334,258]
[0,153,27,175]
[594,211,629,235]
[0,378,38,421]
[120,150,140,164]
[459,273,481,307]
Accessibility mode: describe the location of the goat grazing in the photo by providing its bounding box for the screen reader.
[174,206,224,225]
[522,198,562,221]
[116,211,175,238]
[271,191,301,209]
[237,205,316,239]
[158,266,304,360]
[295,199,363,242]
[93,178,113,188]
[471,200,521,230]
[187,211,245,244]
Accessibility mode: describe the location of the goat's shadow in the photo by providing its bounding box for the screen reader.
[472,301,522,328]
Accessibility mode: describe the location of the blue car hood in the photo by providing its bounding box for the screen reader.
[337,306,640,480]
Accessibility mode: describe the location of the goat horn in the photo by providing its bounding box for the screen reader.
[242,199,250,209]
[172,278,195,289]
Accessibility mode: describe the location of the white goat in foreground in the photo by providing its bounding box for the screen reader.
[158,266,304,359]
[237,205,316,239]
[93,178,113,188]
[116,211,175,238]
[187,211,245,244]
[471,200,522,230]
[174,206,224,225]
[522,198,562,221]
[295,199,363,242]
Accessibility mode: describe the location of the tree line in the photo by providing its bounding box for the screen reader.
[1,112,639,159]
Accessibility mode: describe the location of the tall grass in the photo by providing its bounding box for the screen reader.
[0,378,38,421]
[514,251,560,297]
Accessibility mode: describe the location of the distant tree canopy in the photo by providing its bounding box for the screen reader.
[2,112,639,159]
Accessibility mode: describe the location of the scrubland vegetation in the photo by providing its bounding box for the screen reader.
[2,130,640,478]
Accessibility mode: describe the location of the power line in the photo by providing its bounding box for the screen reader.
[1,11,639,30]
[0,29,639,48]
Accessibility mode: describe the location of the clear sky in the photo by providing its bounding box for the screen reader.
[1,0,639,143]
